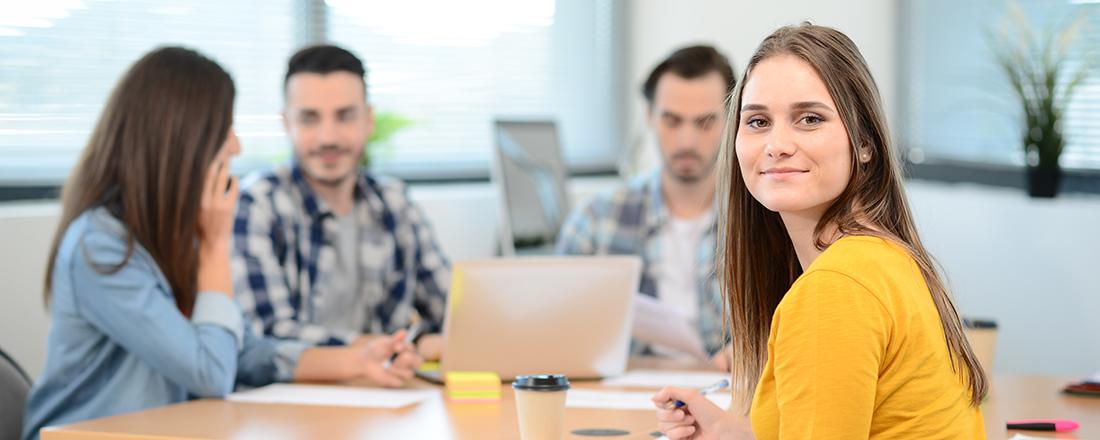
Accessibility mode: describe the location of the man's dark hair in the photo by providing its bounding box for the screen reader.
[284,44,367,97]
[642,45,735,106]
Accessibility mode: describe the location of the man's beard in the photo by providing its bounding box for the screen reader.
[666,150,716,184]
[301,144,362,187]
[311,172,355,187]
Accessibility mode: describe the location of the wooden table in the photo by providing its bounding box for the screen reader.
[42,383,661,440]
[42,369,1099,439]
[984,375,1100,439]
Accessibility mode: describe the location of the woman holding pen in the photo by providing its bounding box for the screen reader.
[653,23,987,439]
[22,47,421,440]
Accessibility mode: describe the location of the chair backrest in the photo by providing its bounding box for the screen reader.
[0,348,31,440]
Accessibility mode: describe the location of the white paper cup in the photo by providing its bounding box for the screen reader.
[512,374,570,440]
[964,319,998,378]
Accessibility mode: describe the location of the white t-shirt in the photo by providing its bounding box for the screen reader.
[313,212,365,334]
[656,210,714,323]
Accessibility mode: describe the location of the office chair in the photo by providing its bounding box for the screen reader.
[0,347,32,440]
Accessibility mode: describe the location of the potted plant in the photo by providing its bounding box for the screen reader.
[989,2,1097,197]
[362,110,414,167]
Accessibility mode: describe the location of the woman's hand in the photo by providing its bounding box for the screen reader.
[196,157,238,296]
[710,344,733,372]
[652,386,730,440]
[198,157,239,249]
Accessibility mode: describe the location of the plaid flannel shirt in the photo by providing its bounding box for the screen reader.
[232,165,450,346]
[555,169,728,355]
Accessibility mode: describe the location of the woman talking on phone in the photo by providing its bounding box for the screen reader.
[23,47,420,440]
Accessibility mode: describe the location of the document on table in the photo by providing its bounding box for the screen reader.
[566,389,731,411]
[632,294,708,360]
[228,384,435,409]
[602,370,730,389]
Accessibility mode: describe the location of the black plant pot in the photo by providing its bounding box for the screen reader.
[1026,166,1061,198]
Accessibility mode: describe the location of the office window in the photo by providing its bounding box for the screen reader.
[0,0,298,185]
[0,0,624,186]
[328,0,624,179]
[902,0,1100,169]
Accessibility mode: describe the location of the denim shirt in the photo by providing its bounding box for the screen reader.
[22,208,305,440]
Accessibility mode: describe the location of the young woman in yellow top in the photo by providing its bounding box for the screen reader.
[653,23,988,439]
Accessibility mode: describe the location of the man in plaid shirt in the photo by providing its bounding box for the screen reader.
[232,45,449,359]
[557,46,735,369]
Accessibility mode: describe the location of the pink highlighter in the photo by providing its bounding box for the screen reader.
[1006,419,1079,432]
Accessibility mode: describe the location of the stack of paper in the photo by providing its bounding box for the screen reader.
[602,370,731,389]
[632,295,708,359]
[566,389,732,411]
[227,384,433,409]
[445,371,502,403]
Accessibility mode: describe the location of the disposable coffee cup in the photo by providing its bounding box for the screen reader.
[512,374,570,440]
[963,318,998,378]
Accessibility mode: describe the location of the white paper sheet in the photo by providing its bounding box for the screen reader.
[227,384,435,409]
[1010,435,1050,440]
[566,389,731,411]
[602,370,730,389]
[632,294,708,360]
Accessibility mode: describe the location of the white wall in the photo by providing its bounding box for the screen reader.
[409,180,1100,377]
[622,0,899,175]
[0,203,57,380]
[3,0,1096,381]
[0,179,618,379]
[407,177,619,261]
[3,180,1098,378]
[614,0,1100,376]
[907,181,1100,376]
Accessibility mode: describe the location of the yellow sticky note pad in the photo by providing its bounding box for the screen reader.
[445,371,502,402]
[444,374,501,387]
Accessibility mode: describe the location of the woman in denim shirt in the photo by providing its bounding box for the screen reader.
[22,47,422,440]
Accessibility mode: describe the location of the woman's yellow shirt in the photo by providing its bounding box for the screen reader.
[750,236,985,439]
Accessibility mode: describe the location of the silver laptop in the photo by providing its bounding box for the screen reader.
[439,256,641,380]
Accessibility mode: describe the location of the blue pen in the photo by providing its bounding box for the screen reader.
[673,379,730,409]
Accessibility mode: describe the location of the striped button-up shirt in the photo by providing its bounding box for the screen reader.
[555,169,728,355]
[232,165,449,346]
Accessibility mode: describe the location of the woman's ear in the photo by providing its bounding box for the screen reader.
[858,145,872,163]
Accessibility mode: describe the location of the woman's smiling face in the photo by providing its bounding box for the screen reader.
[735,54,862,217]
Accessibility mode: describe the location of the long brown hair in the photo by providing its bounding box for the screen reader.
[44,47,235,316]
[717,23,988,407]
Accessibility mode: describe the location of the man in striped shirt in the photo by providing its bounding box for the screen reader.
[232,45,449,360]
